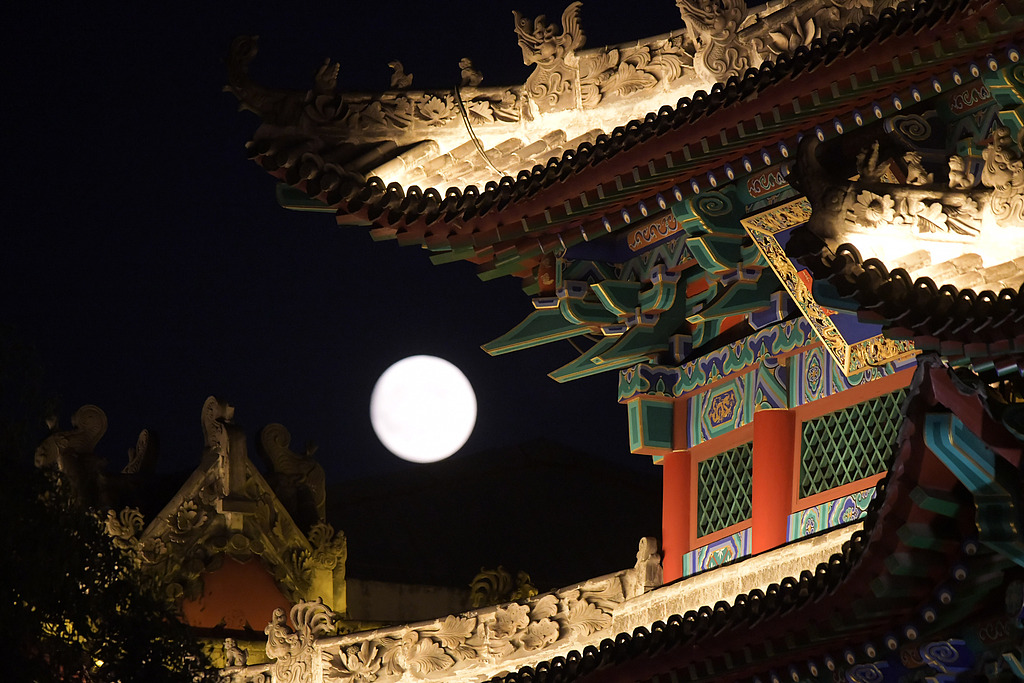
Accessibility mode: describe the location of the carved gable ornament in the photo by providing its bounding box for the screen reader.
[82,398,346,609]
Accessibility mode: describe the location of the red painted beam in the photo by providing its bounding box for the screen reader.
[752,409,799,554]
[662,449,693,582]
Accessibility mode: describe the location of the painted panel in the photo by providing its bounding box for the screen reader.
[619,236,694,283]
[789,347,916,407]
[682,527,752,578]
[672,318,812,395]
[786,487,876,541]
[690,378,745,444]
[627,398,674,454]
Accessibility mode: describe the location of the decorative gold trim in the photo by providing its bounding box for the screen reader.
[740,197,916,375]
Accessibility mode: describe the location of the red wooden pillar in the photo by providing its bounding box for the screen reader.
[751,409,799,554]
[662,449,692,582]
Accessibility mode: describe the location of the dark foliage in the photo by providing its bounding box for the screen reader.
[0,329,218,682]
[2,462,220,682]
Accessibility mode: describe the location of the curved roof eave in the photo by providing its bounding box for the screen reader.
[240,0,1012,293]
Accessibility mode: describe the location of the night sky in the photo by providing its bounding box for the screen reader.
[5,2,683,488]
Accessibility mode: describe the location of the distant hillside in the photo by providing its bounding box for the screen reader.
[326,438,661,591]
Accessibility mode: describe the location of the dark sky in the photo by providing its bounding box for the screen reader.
[5,2,683,484]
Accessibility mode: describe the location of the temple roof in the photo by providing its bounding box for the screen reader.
[233,0,1022,306]
[481,357,1024,682]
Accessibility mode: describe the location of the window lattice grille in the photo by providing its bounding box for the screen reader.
[697,442,753,537]
[800,389,907,499]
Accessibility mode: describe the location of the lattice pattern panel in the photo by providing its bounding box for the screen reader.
[800,389,907,498]
[697,442,753,537]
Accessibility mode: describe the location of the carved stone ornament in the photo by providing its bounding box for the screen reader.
[117,397,341,606]
[792,128,1023,245]
[224,637,250,667]
[202,395,236,459]
[33,405,123,506]
[512,2,586,114]
[459,58,483,88]
[320,576,626,683]
[122,428,158,474]
[34,404,108,470]
[259,423,327,527]
[675,0,754,82]
[469,566,539,608]
[387,61,413,90]
[577,35,694,108]
[629,536,664,597]
[225,36,521,139]
[301,522,347,573]
[266,600,337,683]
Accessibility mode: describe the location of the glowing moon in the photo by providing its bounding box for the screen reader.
[370,355,477,463]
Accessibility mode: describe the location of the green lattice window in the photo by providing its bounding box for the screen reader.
[697,442,753,537]
[800,389,907,498]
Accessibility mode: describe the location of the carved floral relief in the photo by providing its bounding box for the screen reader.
[320,577,626,682]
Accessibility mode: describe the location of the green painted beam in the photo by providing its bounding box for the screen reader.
[592,280,642,317]
[481,308,590,356]
[548,335,653,383]
[686,271,782,323]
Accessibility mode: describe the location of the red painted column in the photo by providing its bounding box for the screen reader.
[662,449,692,583]
[751,409,799,554]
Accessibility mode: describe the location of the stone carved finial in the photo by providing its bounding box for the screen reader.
[122,428,157,475]
[258,423,326,529]
[225,36,307,127]
[104,507,145,554]
[34,404,108,469]
[983,125,1024,222]
[470,567,538,608]
[201,396,252,505]
[265,600,336,683]
[460,57,483,87]
[629,536,664,597]
[855,140,884,183]
[201,396,235,459]
[314,58,339,96]
[303,522,347,573]
[34,405,110,504]
[904,151,933,185]
[675,0,752,82]
[223,637,248,668]
[388,60,413,90]
[512,1,585,113]
[265,607,299,662]
[948,155,976,190]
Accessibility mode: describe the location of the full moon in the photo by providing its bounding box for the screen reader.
[369,355,477,463]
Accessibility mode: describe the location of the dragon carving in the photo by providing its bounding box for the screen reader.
[513,1,586,113]
[258,423,326,530]
[676,0,755,82]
